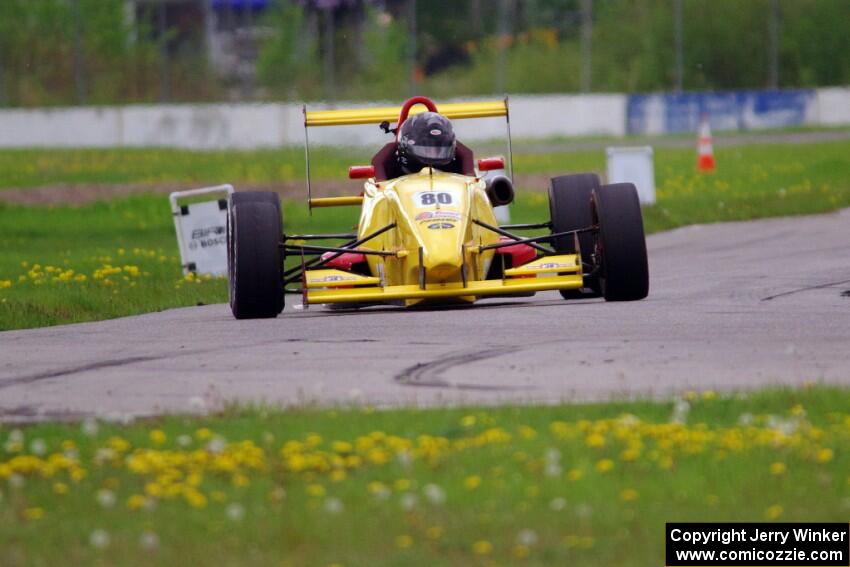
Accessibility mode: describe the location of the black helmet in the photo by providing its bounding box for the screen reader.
[398,111,456,168]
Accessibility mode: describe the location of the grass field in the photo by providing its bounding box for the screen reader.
[1,386,848,566]
[2,139,850,330]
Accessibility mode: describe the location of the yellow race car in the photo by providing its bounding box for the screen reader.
[226,96,648,319]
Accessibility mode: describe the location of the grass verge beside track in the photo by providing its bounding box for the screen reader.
[1,386,848,566]
[2,139,850,330]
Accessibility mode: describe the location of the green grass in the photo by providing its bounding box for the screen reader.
[2,139,850,330]
[1,386,848,566]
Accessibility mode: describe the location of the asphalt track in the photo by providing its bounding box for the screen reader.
[1,208,849,422]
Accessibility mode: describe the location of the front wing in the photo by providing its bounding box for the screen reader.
[304,254,583,305]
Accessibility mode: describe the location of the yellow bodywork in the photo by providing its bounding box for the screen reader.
[303,168,584,306]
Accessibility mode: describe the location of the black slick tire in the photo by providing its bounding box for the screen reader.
[592,183,649,302]
[548,173,601,298]
[227,192,284,319]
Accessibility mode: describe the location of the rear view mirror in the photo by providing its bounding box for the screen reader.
[477,157,505,172]
[348,165,376,179]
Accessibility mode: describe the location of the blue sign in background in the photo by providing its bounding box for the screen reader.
[627,90,815,134]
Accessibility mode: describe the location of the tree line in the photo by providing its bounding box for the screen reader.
[0,0,847,107]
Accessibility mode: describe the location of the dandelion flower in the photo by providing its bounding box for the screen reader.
[139,531,160,552]
[765,505,783,520]
[89,529,110,549]
[770,462,786,475]
[472,540,493,555]
[816,448,834,463]
[395,535,413,549]
[400,493,418,511]
[513,544,530,558]
[620,488,639,502]
[324,497,344,515]
[517,529,538,546]
[149,430,167,445]
[97,489,116,508]
[423,484,446,505]
[127,495,148,511]
[226,503,245,521]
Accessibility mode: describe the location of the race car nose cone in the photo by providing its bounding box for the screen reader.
[427,262,461,282]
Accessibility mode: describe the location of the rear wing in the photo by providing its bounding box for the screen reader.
[304,99,508,127]
[301,97,513,210]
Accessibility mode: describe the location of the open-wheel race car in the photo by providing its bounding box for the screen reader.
[226,96,648,319]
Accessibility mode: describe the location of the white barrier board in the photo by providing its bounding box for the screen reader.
[606,146,656,205]
[169,185,234,276]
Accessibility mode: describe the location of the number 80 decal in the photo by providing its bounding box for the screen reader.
[414,190,458,207]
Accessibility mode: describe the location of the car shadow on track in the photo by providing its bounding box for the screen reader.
[286,296,606,318]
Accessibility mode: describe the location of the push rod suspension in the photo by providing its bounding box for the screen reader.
[283,222,396,286]
[285,233,358,240]
[472,218,552,254]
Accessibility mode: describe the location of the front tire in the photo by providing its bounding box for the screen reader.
[592,183,649,301]
[228,193,284,319]
[548,173,601,298]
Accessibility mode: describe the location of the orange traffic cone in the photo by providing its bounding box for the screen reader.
[697,115,716,172]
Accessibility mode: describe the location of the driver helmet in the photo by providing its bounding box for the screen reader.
[397,111,456,169]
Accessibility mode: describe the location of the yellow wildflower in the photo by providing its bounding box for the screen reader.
[620,488,639,502]
[518,425,537,439]
[816,448,833,463]
[595,459,614,473]
[464,475,482,490]
[765,505,783,520]
[472,540,493,555]
[770,462,786,475]
[513,544,530,558]
[184,489,207,509]
[127,495,147,510]
[586,433,606,447]
[395,535,413,549]
[195,428,213,440]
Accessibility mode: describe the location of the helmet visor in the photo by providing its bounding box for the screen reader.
[408,141,456,166]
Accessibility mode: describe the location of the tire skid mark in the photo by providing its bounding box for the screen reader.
[0,336,346,390]
[395,346,528,391]
[0,355,164,389]
[761,278,850,301]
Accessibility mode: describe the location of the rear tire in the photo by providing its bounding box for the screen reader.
[592,183,649,301]
[228,193,284,319]
[548,173,601,298]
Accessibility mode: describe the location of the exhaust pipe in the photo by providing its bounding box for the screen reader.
[485,175,514,206]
